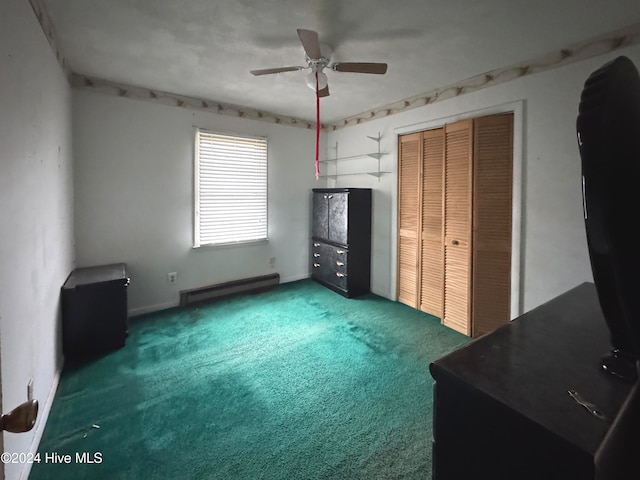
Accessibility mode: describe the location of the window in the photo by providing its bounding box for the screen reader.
[194,129,268,247]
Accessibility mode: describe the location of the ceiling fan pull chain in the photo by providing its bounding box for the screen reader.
[315,71,320,180]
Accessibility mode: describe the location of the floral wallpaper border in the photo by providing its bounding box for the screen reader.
[70,74,317,130]
[28,0,71,79]
[327,22,640,130]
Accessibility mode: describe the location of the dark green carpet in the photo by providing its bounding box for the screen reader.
[30,279,468,480]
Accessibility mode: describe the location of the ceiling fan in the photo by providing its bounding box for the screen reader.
[250,29,388,97]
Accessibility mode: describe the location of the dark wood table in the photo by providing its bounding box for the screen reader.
[430,282,634,479]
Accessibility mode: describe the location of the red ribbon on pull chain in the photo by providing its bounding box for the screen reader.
[315,71,320,180]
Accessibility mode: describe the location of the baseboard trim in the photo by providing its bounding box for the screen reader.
[279,273,310,284]
[128,300,178,318]
[128,274,314,318]
[129,275,311,317]
[20,362,63,480]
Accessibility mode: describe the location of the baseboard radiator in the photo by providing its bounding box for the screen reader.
[179,273,280,307]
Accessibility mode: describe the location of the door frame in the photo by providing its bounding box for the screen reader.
[394,100,525,319]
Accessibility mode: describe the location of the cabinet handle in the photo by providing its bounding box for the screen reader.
[313,253,320,257]
[336,272,346,278]
[327,194,333,199]
[323,194,328,199]
[313,263,320,268]
[452,239,459,246]
[313,242,321,247]
[336,249,345,254]
[336,261,344,266]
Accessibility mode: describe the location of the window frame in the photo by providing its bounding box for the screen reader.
[193,128,268,248]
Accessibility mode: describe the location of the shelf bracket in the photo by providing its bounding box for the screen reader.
[368,132,383,181]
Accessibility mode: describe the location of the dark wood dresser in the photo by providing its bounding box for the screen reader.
[429,282,634,480]
[310,188,371,298]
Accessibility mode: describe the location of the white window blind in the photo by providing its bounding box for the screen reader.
[194,129,268,247]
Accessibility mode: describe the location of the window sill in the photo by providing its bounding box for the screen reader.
[192,238,269,250]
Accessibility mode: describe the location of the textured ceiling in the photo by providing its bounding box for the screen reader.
[40,0,640,123]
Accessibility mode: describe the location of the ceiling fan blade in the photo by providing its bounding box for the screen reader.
[297,29,322,59]
[332,62,388,74]
[318,85,330,97]
[250,66,304,76]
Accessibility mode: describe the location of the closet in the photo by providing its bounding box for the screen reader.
[397,113,513,337]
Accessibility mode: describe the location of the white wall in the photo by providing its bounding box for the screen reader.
[73,45,640,317]
[73,91,321,315]
[0,1,74,479]
[327,46,640,314]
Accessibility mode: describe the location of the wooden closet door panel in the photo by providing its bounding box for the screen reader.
[399,236,419,304]
[421,128,444,317]
[443,119,473,335]
[443,246,471,334]
[398,133,421,307]
[421,238,443,315]
[472,113,513,337]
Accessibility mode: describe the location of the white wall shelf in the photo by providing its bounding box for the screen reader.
[321,132,390,180]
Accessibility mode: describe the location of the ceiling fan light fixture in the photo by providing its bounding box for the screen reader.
[250,29,387,101]
[305,71,328,91]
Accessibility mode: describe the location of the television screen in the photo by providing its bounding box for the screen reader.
[576,55,640,381]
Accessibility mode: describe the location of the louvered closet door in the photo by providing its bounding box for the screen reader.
[443,120,473,335]
[420,128,444,317]
[472,113,513,337]
[397,133,421,307]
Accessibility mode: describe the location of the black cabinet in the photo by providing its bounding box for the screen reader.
[312,190,349,244]
[429,283,633,480]
[311,188,371,297]
[61,263,130,358]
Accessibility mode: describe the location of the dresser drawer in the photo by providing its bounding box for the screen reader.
[311,240,348,290]
[312,242,348,265]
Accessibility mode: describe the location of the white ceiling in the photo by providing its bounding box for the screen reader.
[40,0,640,124]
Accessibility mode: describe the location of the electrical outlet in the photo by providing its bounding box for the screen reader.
[27,379,33,401]
[167,272,177,284]
[269,257,276,268]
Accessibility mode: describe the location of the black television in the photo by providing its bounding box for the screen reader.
[576,55,640,382]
